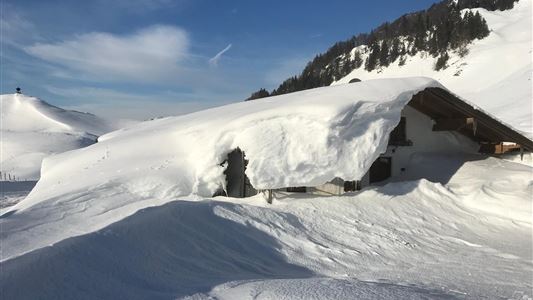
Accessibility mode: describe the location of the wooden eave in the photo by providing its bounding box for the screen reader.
[407,87,533,151]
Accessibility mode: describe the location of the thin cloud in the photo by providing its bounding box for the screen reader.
[0,9,40,48]
[209,43,232,66]
[24,25,189,82]
[46,85,238,121]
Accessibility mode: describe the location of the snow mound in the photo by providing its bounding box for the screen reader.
[334,0,532,138]
[0,93,113,180]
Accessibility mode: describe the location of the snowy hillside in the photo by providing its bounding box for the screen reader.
[0,93,113,180]
[333,0,532,138]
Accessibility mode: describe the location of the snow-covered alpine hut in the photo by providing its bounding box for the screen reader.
[27,77,533,206]
[219,78,533,199]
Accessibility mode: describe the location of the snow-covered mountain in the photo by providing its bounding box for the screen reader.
[0,93,113,180]
[249,0,531,139]
[333,0,532,138]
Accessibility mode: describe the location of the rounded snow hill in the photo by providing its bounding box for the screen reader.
[0,93,113,180]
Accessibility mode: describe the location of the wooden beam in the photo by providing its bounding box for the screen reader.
[425,88,533,151]
[433,117,475,132]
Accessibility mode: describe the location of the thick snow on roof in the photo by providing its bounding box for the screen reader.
[0,77,440,259]
[29,77,438,201]
[0,94,113,180]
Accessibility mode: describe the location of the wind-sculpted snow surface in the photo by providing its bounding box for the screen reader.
[0,93,113,180]
[1,155,531,299]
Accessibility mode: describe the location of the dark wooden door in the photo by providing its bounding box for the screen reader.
[224,148,257,198]
[369,157,392,184]
[225,149,245,197]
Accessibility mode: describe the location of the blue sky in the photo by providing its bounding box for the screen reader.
[1,0,440,120]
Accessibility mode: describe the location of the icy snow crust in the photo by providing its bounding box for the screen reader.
[333,0,533,138]
[0,94,113,180]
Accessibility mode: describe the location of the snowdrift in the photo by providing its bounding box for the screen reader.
[334,0,532,138]
[1,155,531,299]
[0,93,113,180]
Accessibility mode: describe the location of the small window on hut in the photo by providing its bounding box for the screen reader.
[343,180,359,192]
[389,117,411,146]
[286,187,307,193]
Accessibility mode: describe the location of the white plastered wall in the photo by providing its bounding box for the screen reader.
[310,105,480,195]
[381,105,479,179]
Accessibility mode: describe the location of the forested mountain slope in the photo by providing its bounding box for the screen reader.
[248,0,531,137]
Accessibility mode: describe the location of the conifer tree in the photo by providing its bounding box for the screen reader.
[365,40,380,71]
[379,40,390,67]
[389,38,401,63]
[435,52,449,70]
[246,88,270,101]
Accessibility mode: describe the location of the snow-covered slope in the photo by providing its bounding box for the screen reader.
[1,154,531,299]
[0,93,113,180]
[334,0,532,138]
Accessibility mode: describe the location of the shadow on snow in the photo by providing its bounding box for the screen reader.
[0,200,312,299]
